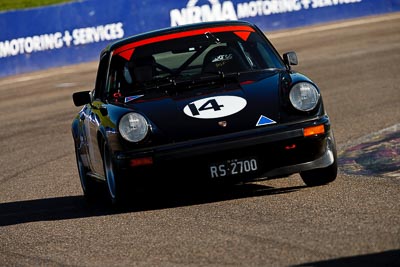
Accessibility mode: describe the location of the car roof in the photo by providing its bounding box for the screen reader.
[101,20,258,57]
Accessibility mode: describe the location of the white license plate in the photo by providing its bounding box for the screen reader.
[209,158,258,178]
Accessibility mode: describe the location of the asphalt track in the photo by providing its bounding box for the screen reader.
[1,13,399,267]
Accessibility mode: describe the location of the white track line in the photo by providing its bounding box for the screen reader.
[338,123,400,151]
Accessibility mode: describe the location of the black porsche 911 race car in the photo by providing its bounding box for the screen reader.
[72,20,337,204]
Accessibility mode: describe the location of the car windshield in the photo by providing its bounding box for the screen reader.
[105,26,285,101]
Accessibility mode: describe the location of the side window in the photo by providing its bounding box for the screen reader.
[255,42,285,69]
[93,53,110,100]
[106,55,130,99]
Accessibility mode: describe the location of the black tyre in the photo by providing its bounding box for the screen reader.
[102,141,125,205]
[300,160,337,186]
[75,142,102,200]
[300,132,338,187]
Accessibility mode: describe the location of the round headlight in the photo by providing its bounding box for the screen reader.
[119,112,149,142]
[289,82,320,111]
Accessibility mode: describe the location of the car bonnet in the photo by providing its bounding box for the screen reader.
[122,71,282,142]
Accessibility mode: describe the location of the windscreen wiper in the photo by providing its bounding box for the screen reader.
[136,72,240,96]
[164,71,240,94]
[199,71,240,83]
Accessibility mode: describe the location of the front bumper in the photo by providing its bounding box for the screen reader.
[114,115,335,183]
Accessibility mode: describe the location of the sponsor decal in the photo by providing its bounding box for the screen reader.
[212,53,233,62]
[170,0,363,26]
[256,115,276,126]
[0,22,124,58]
[183,95,247,119]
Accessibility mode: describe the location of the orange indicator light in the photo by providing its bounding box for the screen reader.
[303,125,325,137]
[130,157,153,167]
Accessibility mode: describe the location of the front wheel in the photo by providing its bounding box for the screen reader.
[300,132,338,187]
[300,160,337,186]
[102,142,125,205]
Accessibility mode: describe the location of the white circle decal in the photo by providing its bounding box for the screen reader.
[183,96,247,119]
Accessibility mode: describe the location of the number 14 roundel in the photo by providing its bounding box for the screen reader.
[183,96,247,119]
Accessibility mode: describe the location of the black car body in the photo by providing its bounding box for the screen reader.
[72,20,337,204]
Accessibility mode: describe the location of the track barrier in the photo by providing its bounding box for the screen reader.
[1,0,399,77]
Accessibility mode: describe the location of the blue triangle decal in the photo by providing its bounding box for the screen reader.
[256,115,276,126]
[125,95,144,103]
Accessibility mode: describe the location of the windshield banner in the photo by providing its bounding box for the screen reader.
[0,0,399,77]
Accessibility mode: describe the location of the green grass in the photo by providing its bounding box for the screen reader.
[0,0,74,11]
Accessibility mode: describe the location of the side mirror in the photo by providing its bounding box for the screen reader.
[283,51,298,68]
[72,91,92,106]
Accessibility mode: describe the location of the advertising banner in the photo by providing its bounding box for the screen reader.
[1,0,399,77]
